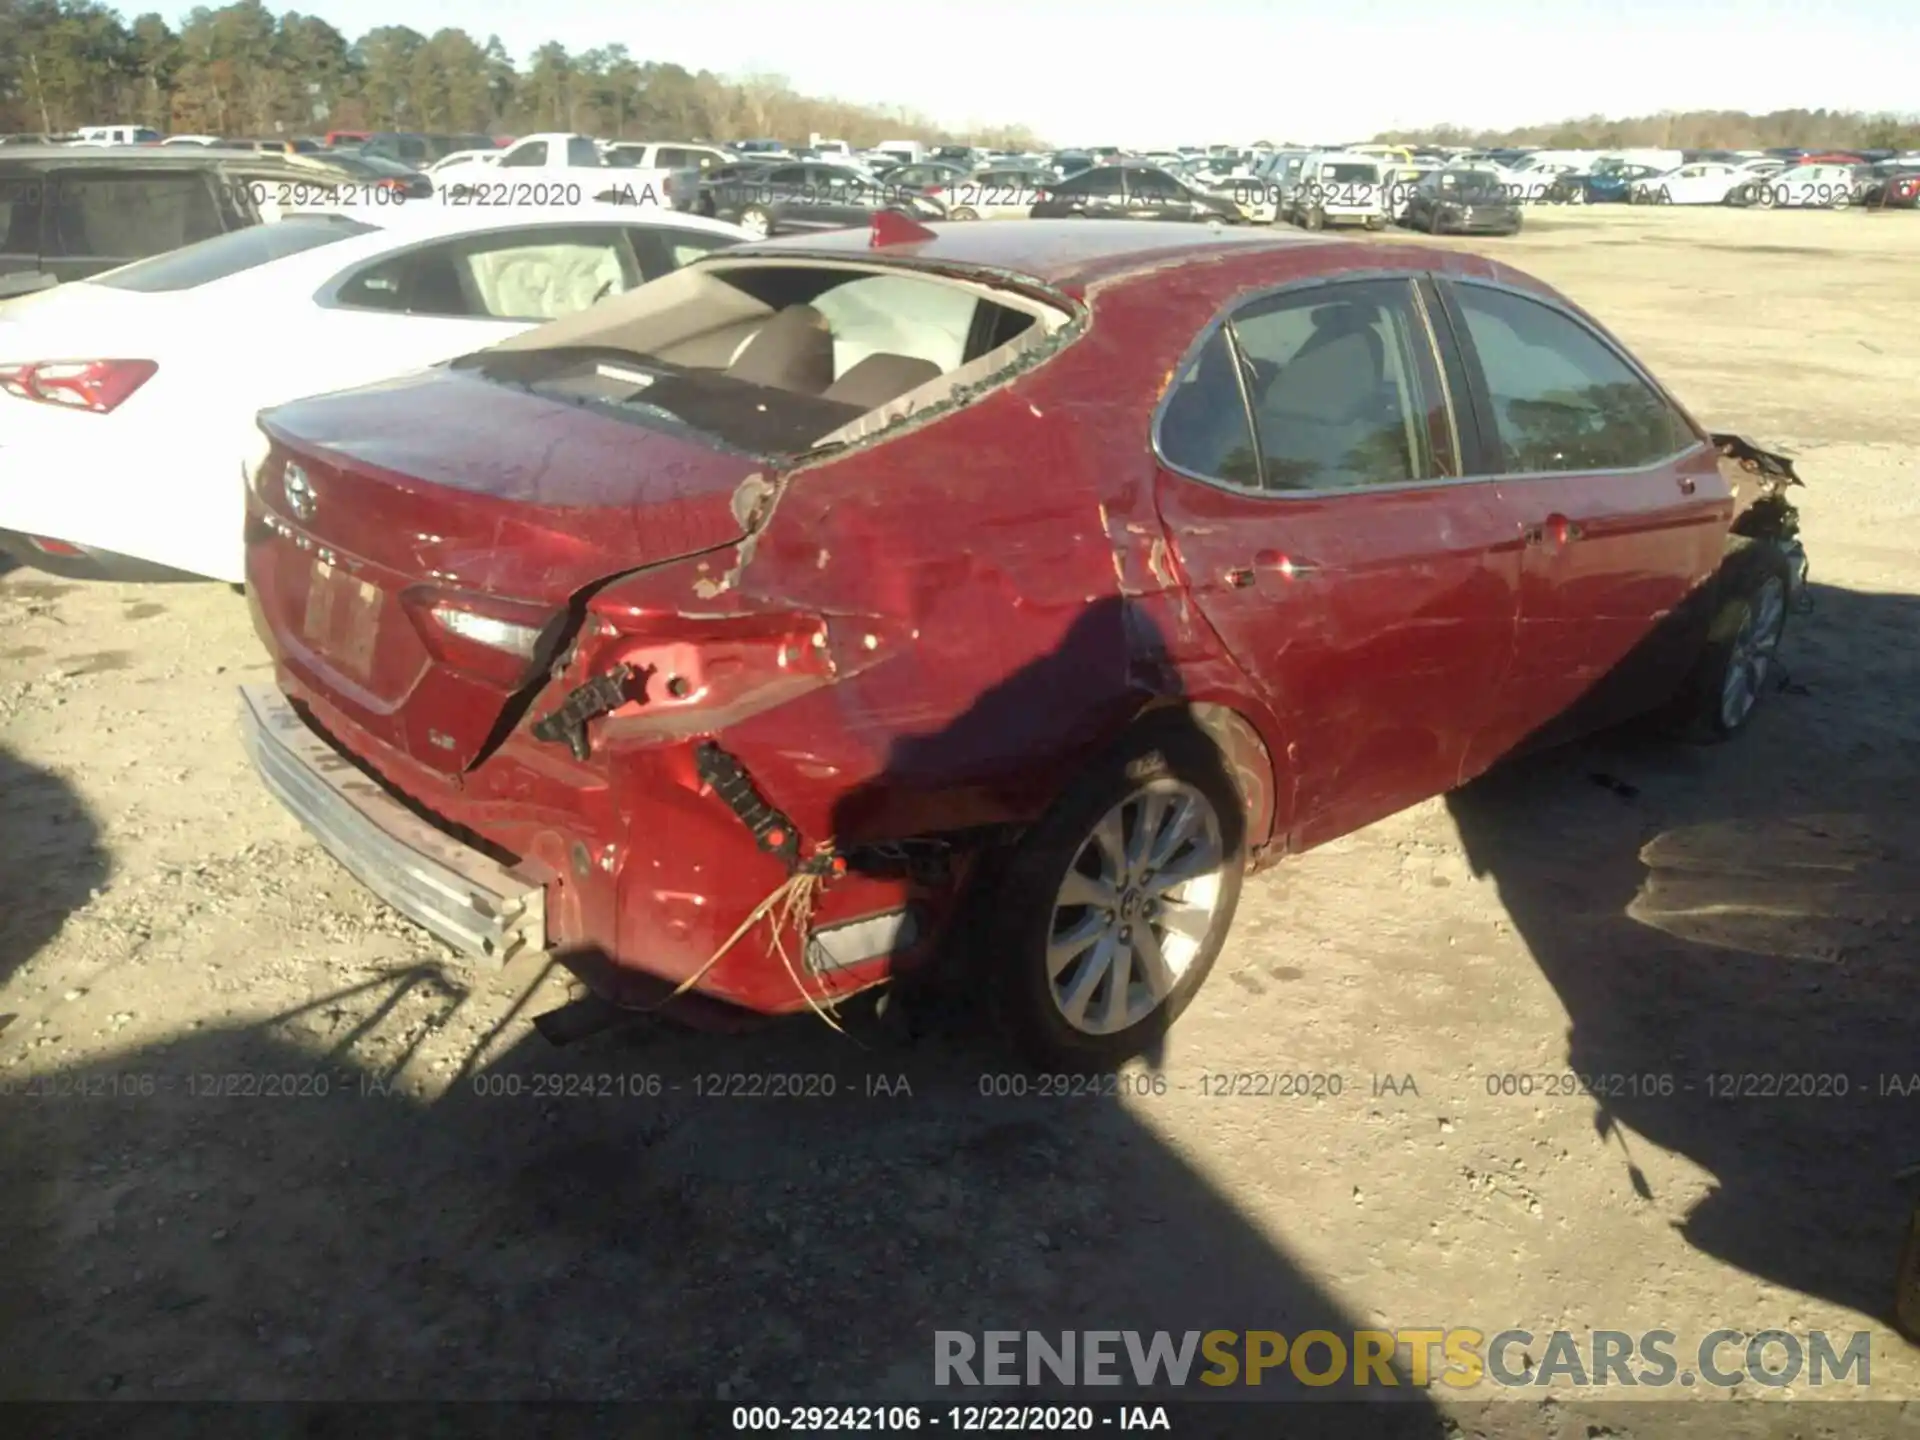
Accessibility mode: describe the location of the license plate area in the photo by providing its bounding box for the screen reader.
[302,558,385,682]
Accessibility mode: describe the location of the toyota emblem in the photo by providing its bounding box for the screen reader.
[283,462,316,522]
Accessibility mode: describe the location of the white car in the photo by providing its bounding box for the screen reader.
[0,205,749,583]
[1631,162,1747,205]
[1500,158,1584,200]
[428,133,629,201]
[1750,163,1862,208]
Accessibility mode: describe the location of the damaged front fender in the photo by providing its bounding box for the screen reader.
[1714,431,1811,609]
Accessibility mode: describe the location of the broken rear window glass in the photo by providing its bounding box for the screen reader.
[460,260,1072,453]
[463,348,866,456]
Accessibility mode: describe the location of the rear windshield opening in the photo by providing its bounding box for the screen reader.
[90,213,377,291]
[458,261,1072,455]
[1324,163,1381,184]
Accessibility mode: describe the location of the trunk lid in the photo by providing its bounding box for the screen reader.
[0,280,187,351]
[250,364,770,773]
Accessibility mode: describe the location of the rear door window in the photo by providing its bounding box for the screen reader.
[1227,278,1455,491]
[1157,329,1261,487]
[46,171,226,264]
[1054,165,1125,198]
[457,227,637,319]
[1126,168,1184,201]
[338,226,638,320]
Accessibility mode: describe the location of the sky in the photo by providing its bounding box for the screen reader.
[193,0,1920,146]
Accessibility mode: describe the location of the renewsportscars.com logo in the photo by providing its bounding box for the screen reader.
[934,1329,1874,1390]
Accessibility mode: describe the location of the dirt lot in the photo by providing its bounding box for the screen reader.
[2,203,1916,1429]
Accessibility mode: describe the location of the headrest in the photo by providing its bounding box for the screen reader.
[821,353,943,408]
[725,303,835,393]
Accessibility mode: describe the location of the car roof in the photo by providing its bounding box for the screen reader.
[286,201,749,243]
[70,205,751,299]
[730,218,1336,293]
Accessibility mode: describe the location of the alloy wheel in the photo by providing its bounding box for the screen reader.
[1719,577,1787,730]
[1046,780,1227,1036]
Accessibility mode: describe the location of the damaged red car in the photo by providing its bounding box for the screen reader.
[239,216,1809,1068]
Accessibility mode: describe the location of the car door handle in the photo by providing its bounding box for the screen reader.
[1226,554,1318,587]
[1524,517,1585,546]
[1678,474,1697,494]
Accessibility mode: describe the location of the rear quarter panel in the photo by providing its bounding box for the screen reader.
[691,247,1376,851]
[665,258,1278,846]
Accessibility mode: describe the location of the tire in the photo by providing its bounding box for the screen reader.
[987,714,1247,1070]
[1757,185,1778,209]
[738,206,772,238]
[949,206,978,221]
[1667,542,1794,743]
[1365,216,1385,231]
[1432,211,1450,235]
[1303,206,1325,231]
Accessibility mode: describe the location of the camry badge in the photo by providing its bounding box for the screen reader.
[283,462,316,522]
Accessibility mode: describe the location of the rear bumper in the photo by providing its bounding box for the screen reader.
[0,417,247,583]
[0,529,210,582]
[238,683,548,965]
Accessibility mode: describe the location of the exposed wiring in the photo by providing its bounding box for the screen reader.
[637,842,859,1041]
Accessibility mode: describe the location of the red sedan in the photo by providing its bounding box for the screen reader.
[239,217,1809,1068]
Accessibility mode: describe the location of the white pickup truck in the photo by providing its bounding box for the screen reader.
[603,141,733,209]
[428,133,679,209]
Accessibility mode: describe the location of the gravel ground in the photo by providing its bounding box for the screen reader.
[2,204,1917,1431]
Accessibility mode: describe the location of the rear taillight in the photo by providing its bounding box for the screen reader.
[27,536,84,556]
[401,586,561,688]
[0,360,157,413]
[556,599,849,747]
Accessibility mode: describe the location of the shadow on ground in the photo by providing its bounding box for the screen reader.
[0,746,109,989]
[1448,581,1920,1323]
[0,599,1450,1435]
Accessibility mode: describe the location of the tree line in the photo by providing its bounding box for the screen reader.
[0,0,1045,148]
[5,2,1912,156]
[1377,108,1920,152]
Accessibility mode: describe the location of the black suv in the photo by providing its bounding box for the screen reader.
[0,146,369,298]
